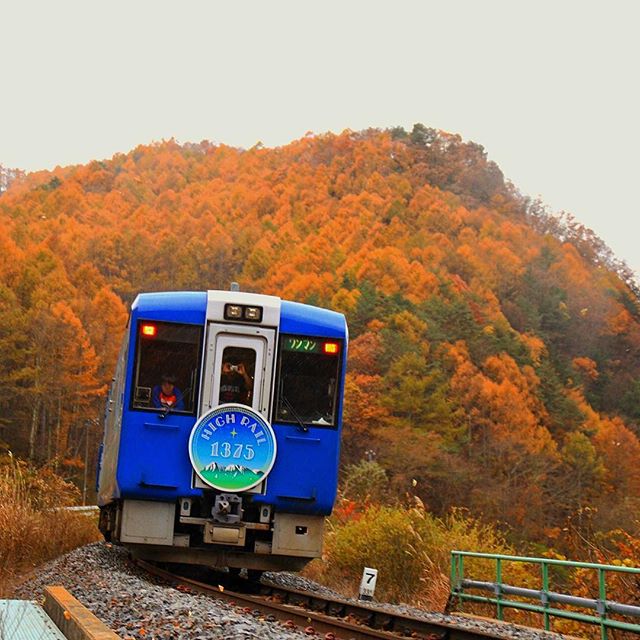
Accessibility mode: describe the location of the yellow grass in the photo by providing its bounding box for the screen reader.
[0,457,102,596]
[305,500,533,612]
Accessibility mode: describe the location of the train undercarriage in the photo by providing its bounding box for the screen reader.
[99,497,324,572]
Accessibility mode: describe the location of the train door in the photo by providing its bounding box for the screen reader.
[200,325,276,419]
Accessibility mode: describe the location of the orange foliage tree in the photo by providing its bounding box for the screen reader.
[0,125,639,545]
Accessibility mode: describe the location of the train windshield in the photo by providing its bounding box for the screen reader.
[132,321,203,414]
[274,335,342,426]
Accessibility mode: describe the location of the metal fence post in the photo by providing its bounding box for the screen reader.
[452,552,460,589]
[541,562,550,631]
[496,558,503,620]
[459,554,465,612]
[450,552,461,612]
[598,568,607,640]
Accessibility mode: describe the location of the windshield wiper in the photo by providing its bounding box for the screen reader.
[280,395,309,432]
[160,404,173,418]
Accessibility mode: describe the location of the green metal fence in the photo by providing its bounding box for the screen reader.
[450,550,640,638]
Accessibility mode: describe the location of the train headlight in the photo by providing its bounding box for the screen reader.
[224,304,243,320]
[244,306,262,321]
[224,304,263,322]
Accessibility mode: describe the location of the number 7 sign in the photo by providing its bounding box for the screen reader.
[359,567,378,600]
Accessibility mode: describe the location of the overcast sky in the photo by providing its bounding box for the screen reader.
[2,1,639,272]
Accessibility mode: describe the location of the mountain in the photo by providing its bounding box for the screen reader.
[1,124,639,544]
[201,463,263,490]
[204,461,262,476]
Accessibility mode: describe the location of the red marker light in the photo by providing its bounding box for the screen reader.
[141,324,157,337]
[323,342,339,355]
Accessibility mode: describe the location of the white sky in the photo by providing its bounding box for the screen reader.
[2,1,639,272]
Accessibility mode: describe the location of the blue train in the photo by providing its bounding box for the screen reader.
[97,289,348,573]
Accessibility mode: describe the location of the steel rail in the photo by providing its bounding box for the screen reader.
[134,559,509,639]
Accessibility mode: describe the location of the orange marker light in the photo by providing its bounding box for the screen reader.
[141,324,157,337]
[323,342,339,355]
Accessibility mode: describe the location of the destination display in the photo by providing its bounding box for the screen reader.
[283,336,340,355]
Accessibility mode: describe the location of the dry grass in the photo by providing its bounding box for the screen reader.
[0,456,102,596]
[306,500,595,633]
[305,499,535,611]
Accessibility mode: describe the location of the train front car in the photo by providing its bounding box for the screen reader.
[97,290,347,572]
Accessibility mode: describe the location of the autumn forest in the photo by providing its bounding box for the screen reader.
[1,124,640,558]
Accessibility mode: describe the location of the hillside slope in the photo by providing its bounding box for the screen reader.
[1,125,639,544]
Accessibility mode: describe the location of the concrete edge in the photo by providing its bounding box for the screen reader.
[43,585,121,640]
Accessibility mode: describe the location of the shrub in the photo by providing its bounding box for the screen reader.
[323,505,424,601]
[314,500,537,609]
[341,460,389,505]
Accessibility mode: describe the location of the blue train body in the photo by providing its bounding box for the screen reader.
[97,290,347,571]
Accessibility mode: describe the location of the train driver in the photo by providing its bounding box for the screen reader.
[152,374,185,410]
[219,357,254,405]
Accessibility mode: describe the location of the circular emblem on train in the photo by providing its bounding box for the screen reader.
[188,404,277,492]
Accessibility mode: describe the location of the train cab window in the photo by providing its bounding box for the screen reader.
[132,321,203,414]
[219,347,256,407]
[274,335,343,426]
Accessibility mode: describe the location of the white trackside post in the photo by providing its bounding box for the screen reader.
[359,567,378,601]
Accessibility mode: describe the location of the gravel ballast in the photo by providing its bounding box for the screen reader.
[16,542,309,639]
[263,572,572,640]
[16,542,571,640]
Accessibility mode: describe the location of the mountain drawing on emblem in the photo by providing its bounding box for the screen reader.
[201,461,265,489]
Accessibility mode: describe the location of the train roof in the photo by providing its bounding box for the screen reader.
[130,290,347,337]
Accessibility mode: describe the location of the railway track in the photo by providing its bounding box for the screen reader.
[135,559,505,640]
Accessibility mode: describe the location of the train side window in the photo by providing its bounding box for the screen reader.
[274,336,342,426]
[132,321,203,414]
[218,346,256,407]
